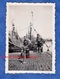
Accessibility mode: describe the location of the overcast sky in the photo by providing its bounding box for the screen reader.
[7,3,55,39]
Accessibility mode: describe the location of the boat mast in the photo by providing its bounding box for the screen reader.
[29,11,33,40]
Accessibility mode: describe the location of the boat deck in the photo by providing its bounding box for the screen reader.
[8,51,52,71]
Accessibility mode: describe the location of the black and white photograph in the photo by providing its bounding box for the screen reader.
[6,3,55,73]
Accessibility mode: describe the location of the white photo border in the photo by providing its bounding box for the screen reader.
[5,3,55,74]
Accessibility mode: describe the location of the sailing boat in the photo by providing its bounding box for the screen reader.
[9,11,51,53]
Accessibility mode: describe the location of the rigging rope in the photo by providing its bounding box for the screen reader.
[19,24,52,49]
[31,25,49,48]
[19,26,29,31]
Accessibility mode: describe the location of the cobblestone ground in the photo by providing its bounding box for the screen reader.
[8,51,52,71]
